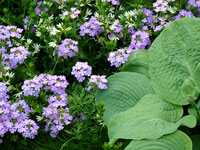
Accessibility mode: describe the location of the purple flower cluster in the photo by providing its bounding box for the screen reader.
[88,75,108,90]
[174,10,194,20]
[153,0,168,12]
[71,62,92,82]
[135,9,156,31]
[0,82,39,142]
[62,8,81,19]
[23,16,29,30]
[80,16,103,37]
[58,38,78,59]
[22,74,69,97]
[0,25,23,40]
[43,94,72,138]
[101,0,120,5]
[35,1,48,16]
[187,0,200,8]
[1,46,30,70]
[108,21,123,40]
[108,48,130,67]
[128,31,151,52]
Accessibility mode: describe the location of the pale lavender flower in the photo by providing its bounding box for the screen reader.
[80,16,103,37]
[71,62,92,82]
[128,31,151,52]
[153,0,168,12]
[108,48,130,67]
[88,75,108,90]
[58,38,78,59]
[101,0,120,5]
[174,10,194,20]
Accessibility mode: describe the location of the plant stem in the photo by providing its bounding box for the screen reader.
[60,137,77,150]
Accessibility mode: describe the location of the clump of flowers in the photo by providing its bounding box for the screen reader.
[101,0,120,5]
[58,38,78,59]
[22,74,69,97]
[43,94,73,138]
[174,10,194,20]
[80,16,103,37]
[88,75,108,90]
[62,8,81,19]
[0,83,39,142]
[1,46,30,69]
[128,31,151,51]
[71,62,92,82]
[0,25,23,40]
[108,48,130,67]
[153,0,169,12]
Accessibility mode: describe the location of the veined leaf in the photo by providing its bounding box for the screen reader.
[149,18,200,105]
[121,50,149,77]
[108,94,196,144]
[125,130,192,150]
[95,72,154,124]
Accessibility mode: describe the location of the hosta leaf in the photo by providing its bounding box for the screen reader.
[96,72,154,124]
[149,18,200,105]
[125,130,192,150]
[108,94,196,144]
[188,100,200,125]
[121,50,149,77]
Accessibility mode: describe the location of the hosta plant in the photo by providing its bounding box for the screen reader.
[96,17,200,150]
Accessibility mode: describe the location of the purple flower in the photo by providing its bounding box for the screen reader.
[17,119,39,139]
[0,25,23,40]
[43,94,72,138]
[0,82,9,100]
[80,16,103,37]
[1,46,30,70]
[88,75,108,90]
[71,62,92,82]
[173,10,194,20]
[128,31,151,52]
[58,38,78,59]
[22,74,69,97]
[108,48,130,67]
[153,0,168,12]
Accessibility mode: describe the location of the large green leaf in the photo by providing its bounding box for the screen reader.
[191,135,200,150]
[96,72,154,124]
[108,94,196,144]
[121,50,149,77]
[125,130,192,150]
[149,18,200,105]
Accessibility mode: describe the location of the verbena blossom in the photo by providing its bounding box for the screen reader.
[128,31,151,52]
[153,0,169,12]
[58,38,78,59]
[173,10,194,20]
[187,0,200,8]
[71,62,92,82]
[0,83,39,141]
[43,94,72,138]
[22,74,69,97]
[0,25,23,40]
[62,8,81,19]
[80,16,103,37]
[23,16,29,30]
[88,75,108,90]
[108,48,130,67]
[101,0,120,5]
[1,46,30,70]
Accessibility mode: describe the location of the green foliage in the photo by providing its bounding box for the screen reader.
[95,18,200,149]
[125,130,193,150]
[96,72,154,124]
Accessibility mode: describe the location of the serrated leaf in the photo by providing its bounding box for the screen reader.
[121,50,149,77]
[149,18,200,105]
[95,72,154,124]
[125,130,192,150]
[108,94,196,144]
